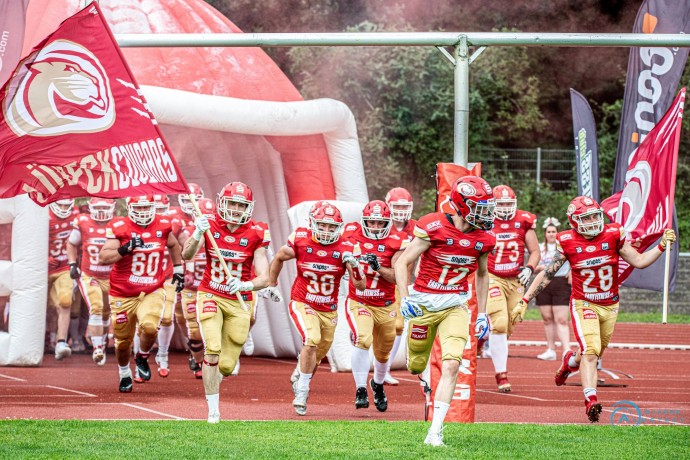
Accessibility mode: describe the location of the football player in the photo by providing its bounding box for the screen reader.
[343,200,408,412]
[66,198,116,365]
[99,195,184,393]
[394,176,495,447]
[268,202,366,416]
[485,185,540,392]
[48,199,79,360]
[513,196,676,422]
[178,182,204,220]
[384,187,416,385]
[182,182,271,424]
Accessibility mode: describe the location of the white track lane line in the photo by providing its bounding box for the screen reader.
[476,389,550,401]
[120,403,186,420]
[0,374,26,382]
[44,385,96,397]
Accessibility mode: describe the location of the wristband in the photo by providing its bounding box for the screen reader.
[173,265,184,275]
[526,265,534,271]
[117,244,130,257]
[185,262,195,272]
[522,297,529,304]
[658,243,665,251]
[68,261,77,266]
[244,281,255,292]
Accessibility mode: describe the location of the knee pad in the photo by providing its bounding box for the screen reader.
[138,321,159,337]
[490,315,508,335]
[407,354,428,375]
[159,318,173,328]
[440,338,465,362]
[188,339,204,353]
[115,337,133,352]
[219,360,235,377]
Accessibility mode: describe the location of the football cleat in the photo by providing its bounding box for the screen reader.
[119,376,133,393]
[355,387,369,409]
[188,352,198,371]
[585,396,602,423]
[555,350,578,386]
[496,372,511,393]
[194,368,203,379]
[292,381,309,416]
[55,342,72,361]
[135,353,152,381]
[133,368,145,384]
[370,379,388,412]
[207,411,220,424]
[155,352,169,378]
[383,373,399,386]
[424,426,445,447]
[92,347,106,366]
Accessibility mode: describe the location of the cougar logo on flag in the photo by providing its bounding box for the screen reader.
[4,40,115,137]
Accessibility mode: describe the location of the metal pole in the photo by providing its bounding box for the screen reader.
[536,147,542,191]
[454,36,469,167]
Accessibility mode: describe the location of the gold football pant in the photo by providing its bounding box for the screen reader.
[110,289,166,354]
[345,298,396,363]
[288,301,338,364]
[571,299,618,357]
[486,274,525,335]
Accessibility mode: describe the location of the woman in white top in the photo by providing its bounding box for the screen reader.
[534,218,572,360]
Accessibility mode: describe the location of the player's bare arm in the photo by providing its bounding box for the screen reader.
[66,235,79,265]
[167,232,182,265]
[524,251,566,302]
[394,237,430,298]
[182,231,202,260]
[618,229,676,268]
[475,252,490,314]
[375,250,402,284]
[247,246,270,291]
[268,244,296,286]
[98,238,124,265]
[525,229,541,268]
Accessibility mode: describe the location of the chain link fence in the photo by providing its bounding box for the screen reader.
[476,147,576,191]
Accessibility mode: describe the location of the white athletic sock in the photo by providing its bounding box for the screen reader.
[568,355,579,368]
[133,333,141,354]
[118,365,132,379]
[489,333,509,373]
[350,347,370,388]
[584,387,597,400]
[298,372,312,391]
[91,336,103,348]
[430,401,450,432]
[157,324,174,354]
[387,334,403,370]
[373,359,387,385]
[206,393,219,413]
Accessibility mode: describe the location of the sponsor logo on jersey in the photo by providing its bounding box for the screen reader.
[128,274,157,284]
[296,231,308,238]
[217,248,246,260]
[86,237,107,245]
[240,238,249,247]
[474,242,484,251]
[575,255,613,269]
[576,247,583,253]
[56,230,71,239]
[301,262,338,272]
[202,301,217,313]
[456,239,469,247]
[139,242,162,250]
[584,291,613,301]
[356,288,384,297]
[332,251,340,259]
[113,220,124,228]
[602,243,609,250]
[224,236,235,243]
[438,254,475,265]
[606,227,619,233]
[489,287,501,298]
[494,262,519,272]
[306,247,313,253]
[586,246,596,252]
[115,311,128,324]
[357,308,371,317]
[410,324,429,340]
[560,233,572,241]
[88,227,94,233]
[378,244,385,252]
[446,238,454,245]
[305,292,335,305]
[96,228,105,234]
[500,223,509,229]
[317,250,327,257]
[515,222,521,228]
[582,308,597,319]
[304,307,317,316]
[363,243,374,249]
[426,220,442,231]
[496,232,518,241]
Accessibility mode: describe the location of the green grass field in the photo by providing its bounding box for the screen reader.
[522,308,688,324]
[1,421,688,459]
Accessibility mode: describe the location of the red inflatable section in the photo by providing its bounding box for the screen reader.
[427,162,483,423]
[21,0,335,206]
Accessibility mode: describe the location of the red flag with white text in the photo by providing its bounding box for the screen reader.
[601,88,684,284]
[0,2,188,205]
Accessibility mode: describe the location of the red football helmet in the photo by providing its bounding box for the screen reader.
[385,187,413,222]
[126,195,156,226]
[310,203,344,245]
[88,197,116,222]
[493,185,517,221]
[361,200,392,240]
[217,182,254,224]
[449,176,495,231]
[178,182,204,215]
[567,196,604,237]
[49,199,74,219]
[152,194,170,216]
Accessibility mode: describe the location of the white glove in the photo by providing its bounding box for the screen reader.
[342,252,358,267]
[192,215,211,241]
[517,266,533,286]
[226,277,254,295]
[400,296,423,320]
[259,286,283,303]
[475,313,490,340]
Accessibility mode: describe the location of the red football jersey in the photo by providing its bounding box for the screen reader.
[557,223,626,306]
[106,215,173,297]
[198,217,270,301]
[343,222,409,307]
[394,218,417,236]
[488,209,537,278]
[71,214,112,279]
[162,215,185,279]
[48,208,80,275]
[182,223,207,291]
[288,227,358,312]
[412,213,496,294]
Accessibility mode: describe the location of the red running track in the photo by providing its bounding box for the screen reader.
[0,321,688,424]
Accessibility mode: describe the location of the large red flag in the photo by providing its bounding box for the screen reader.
[602,88,684,284]
[0,2,188,205]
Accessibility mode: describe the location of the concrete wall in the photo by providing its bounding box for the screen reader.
[619,254,690,315]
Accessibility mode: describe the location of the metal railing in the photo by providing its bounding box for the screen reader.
[477,147,576,190]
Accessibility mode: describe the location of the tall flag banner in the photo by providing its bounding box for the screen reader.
[0,0,29,86]
[570,89,600,201]
[602,88,684,286]
[0,2,188,205]
[612,0,690,290]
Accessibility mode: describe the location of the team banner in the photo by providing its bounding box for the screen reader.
[0,0,29,86]
[602,88,684,286]
[570,89,600,201]
[0,2,188,205]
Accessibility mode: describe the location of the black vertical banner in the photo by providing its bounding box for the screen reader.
[570,89,600,202]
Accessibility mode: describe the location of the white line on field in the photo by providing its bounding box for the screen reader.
[476,389,549,402]
[120,403,186,420]
[45,385,96,397]
[0,374,26,382]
